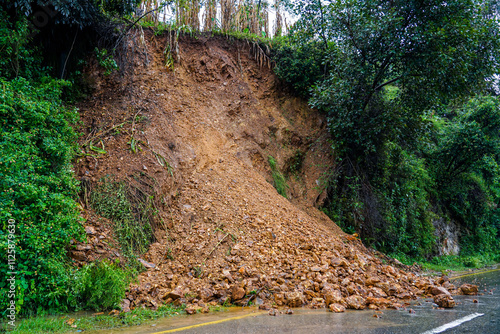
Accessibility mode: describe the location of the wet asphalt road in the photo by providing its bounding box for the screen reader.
[101,268,499,334]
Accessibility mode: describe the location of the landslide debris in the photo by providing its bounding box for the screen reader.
[74,29,471,313]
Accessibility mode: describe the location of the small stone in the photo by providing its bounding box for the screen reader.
[75,244,91,251]
[164,287,183,300]
[268,308,278,316]
[285,308,293,315]
[198,287,215,301]
[331,258,349,268]
[121,299,131,313]
[259,304,271,310]
[366,277,381,285]
[70,251,86,261]
[222,270,233,282]
[437,276,449,285]
[366,297,392,308]
[84,226,96,234]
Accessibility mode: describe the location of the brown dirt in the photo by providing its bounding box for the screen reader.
[72,29,459,312]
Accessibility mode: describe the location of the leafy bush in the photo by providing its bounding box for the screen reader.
[6,0,141,27]
[95,48,118,76]
[72,260,129,311]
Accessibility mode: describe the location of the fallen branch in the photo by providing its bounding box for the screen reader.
[82,120,130,147]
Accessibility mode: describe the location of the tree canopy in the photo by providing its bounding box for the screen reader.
[274,0,500,259]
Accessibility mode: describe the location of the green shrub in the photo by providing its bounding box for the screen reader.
[95,48,119,76]
[72,260,129,311]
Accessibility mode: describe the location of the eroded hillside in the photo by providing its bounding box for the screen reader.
[73,30,459,312]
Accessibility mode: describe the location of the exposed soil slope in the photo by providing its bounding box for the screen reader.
[74,30,459,312]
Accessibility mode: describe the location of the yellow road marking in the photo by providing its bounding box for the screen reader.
[152,311,265,333]
[450,268,500,280]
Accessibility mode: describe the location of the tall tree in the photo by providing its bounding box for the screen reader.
[275,0,500,255]
[288,0,500,160]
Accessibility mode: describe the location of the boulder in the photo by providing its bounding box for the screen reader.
[328,303,346,313]
[286,291,304,307]
[434,294,456,308]
[121,299,131,313]
[163,287,183,300]
[324,289,343,306]
[460,284,478,295]
[366,297,392,308]
[345,295,366,310]
[430,286,451,296]
[231,285,246,301]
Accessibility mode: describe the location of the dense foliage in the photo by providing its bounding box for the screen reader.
[0,10,79,314]
[0,9,131,315]
[5,0,141,26]
[274,0,500,261]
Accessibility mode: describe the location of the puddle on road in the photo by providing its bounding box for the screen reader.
[86,306,405,334]
[86,306,264,334]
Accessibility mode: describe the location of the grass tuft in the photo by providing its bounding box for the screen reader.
[268,155,288,198]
